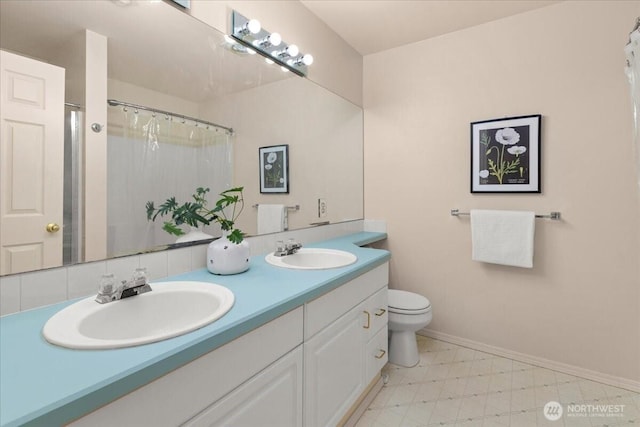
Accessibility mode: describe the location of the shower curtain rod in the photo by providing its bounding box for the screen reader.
[107,99,234,135]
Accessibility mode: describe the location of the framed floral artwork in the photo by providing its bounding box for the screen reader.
[470,115,541,193]
[259,144,289,193]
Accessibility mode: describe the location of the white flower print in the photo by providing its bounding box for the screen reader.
[495,128,520,145]
[507,146,527,156]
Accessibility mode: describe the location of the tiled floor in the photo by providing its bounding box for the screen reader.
[357,336,639,427]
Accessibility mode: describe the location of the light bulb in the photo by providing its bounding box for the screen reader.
[290,54,314,67]
[265,58,274,65]
[247,19,261,34]
[246,47,256,55]
[269,32,282,47]
[253,32,282,49]
[281,66,290,73]
[238,18,261,36]
[286,44,299,57]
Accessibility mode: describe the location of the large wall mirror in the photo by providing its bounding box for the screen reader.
[0,0,363,276]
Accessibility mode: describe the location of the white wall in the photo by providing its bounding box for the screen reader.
[364,0,640,386]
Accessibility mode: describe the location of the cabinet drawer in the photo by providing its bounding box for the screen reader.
[305,262,389,339]
[363,286,388,340]
[366,327,388,384]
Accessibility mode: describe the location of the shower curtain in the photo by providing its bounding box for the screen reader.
[107,108,233,258]
[625,18,640,189]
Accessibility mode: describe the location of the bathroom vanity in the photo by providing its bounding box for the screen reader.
[0,232,389,427]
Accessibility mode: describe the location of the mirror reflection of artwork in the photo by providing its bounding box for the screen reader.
[470,115,541,193]
[259,145,289,193]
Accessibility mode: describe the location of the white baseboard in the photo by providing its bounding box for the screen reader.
[419,328,640,393]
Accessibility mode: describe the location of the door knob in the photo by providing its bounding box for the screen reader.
[46,223,60,233]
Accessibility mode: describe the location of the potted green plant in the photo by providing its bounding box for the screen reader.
[146,187,250,275]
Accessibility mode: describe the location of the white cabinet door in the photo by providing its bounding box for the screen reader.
[185,346,303,427]
[304,301,367,427]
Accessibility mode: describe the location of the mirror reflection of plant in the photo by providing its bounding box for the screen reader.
[145,187,245,243]
[481,128,521,184]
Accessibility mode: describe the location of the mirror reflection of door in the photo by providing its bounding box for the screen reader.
[0,50,64,275]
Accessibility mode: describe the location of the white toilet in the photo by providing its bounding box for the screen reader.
[388,289,432,367]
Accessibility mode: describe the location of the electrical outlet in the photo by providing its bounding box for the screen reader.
[318,198,327,218]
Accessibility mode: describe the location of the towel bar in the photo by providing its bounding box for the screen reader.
[252,204,300,211]
[451,209,561,220]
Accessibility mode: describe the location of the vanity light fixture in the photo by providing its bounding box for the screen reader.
[231,10,312,77]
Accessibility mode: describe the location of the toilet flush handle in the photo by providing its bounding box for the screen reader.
[375,308,386,316]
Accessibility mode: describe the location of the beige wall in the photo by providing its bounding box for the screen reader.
[189,0,363,107]
[364,0,640,385]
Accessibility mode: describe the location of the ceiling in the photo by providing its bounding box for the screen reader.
[300,0,561,55]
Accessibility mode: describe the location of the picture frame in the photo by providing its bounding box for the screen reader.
[470,114,541,193]
[259,144,289,193]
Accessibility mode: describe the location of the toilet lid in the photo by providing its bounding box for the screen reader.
[388,289,431,311]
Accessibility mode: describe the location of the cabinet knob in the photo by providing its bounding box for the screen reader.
[46,223,60,233]
[375,349,386,359]
[363,311,371,329]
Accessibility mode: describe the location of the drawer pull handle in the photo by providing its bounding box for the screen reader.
[363,311,371,329]
[375,308,386,316]
[375,349,386,359]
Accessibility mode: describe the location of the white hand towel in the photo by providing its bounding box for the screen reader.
[470,209,535,268]
[257,204,287,234]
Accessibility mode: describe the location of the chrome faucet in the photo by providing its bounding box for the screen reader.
[95,268,152,304]
[274,239,302,257]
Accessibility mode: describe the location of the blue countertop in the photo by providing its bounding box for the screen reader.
[0,232,389,427]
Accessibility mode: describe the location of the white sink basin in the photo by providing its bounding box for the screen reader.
[42,281,234,350]
[265,248,357,270]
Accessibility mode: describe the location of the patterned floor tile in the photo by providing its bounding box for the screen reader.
[360,336,638,427]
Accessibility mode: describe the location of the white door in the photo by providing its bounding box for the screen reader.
[0,50,65,275]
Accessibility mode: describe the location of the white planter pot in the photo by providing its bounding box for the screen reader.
[175,226,212,244]
[207,233,250,275]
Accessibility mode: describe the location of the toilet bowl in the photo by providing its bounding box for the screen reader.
[388,289,432,367]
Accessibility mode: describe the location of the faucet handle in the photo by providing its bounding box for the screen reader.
[132,267,148,286]
[98,273,117,296]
